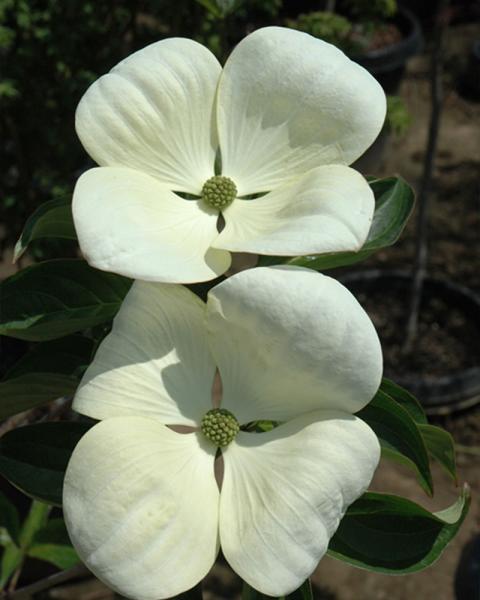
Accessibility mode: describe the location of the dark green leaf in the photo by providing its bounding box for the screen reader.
[0,374,78,421]
[0,492,20,546]
[0,422,93,506]
[3,335,94,380]
[258,176,415,270]
[362,177,415,249]
[28,518,79,569]
[0,336,94,420]
[328,487,470,573]
[358,390,433,496]
[0,259,132,341]
[419,424,457,483]
[380,378,427,424]
[13,197,76,262]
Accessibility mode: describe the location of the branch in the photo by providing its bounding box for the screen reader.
[403,0,451,353]
[0,564,89,599]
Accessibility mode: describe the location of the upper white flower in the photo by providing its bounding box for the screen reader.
[63,266,382,599]
[73,27,386,283]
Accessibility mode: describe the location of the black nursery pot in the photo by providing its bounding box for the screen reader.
[350,7,423,94]
[338,269,480,414]
[458,40,480,102]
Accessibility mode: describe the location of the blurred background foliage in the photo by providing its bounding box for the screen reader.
[0,0,417,260]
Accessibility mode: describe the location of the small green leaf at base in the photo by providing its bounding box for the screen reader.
[0,500,51,588]
[0,493,20,547]
[328,486,470,573]
[28,518,79,570]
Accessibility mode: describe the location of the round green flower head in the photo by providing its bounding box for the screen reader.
[201,408,240,447]
[201,176,237,210]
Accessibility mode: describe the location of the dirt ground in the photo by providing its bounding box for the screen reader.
[1,19,479,600]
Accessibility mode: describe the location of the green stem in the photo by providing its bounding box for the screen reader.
[0,501,51,591]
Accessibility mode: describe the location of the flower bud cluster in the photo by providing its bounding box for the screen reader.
[201,176,237,210]
[201,408,240,447]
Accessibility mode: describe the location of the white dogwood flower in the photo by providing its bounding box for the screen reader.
[73,27,386,283]
[63,266,382,599]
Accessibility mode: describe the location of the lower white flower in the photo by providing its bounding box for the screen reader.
[63,266,382,600]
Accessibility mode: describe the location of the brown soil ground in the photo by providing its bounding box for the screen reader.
[1,20,479,600]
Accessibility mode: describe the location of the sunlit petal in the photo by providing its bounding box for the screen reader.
[64,417,219,600]
[215,165,374,255]
[207,266,382,424]
[73,167,230,283]
[220,411,380,596]
[76,39,221,193]
[74,281,215,426]
[217,27,386,195]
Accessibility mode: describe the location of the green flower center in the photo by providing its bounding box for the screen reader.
[201,176,237,210]
[201,408,240,447]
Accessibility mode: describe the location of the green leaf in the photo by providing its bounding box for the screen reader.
[380,378,427,424]
[0,493,20,547]
[3,335,94,380]
[361,177,416,249]
[419,424,457,483]
[28,518,79,570]
[259,176,415,270]
[13,197,76,262]
[358,390,433,496]
[0,422,92,506]
[0,259,132,341]
[0,500,50,588]
[0,374,77,421]
[328,487,470,573]
[195,0,240,17]
[195,0,222,17]
[378,381,457,482]
[0,336,94,420]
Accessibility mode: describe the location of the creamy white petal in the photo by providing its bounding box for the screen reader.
[64,417,219,600]
[214,165,374,255]
[207,266,382,424]
[73,167,231,283]
[76,38,221,194]
[74,280,215,426]
[220,411,380,596]
[217,27,386,196]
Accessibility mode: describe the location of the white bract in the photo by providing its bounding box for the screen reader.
[64,266,383,599]
[73,27,386,283]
